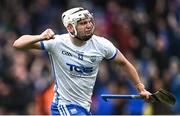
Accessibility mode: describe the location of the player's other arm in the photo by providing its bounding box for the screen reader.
[13,29,55,50]
[112,51,151,99]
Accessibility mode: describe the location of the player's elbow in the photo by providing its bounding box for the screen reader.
[13,40,24,49]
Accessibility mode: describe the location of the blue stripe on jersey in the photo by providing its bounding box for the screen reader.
[40,41,45,50]
[106,48,118,60]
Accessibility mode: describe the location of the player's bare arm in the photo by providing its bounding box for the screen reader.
[13,29,55,50]
[113,51,151,100]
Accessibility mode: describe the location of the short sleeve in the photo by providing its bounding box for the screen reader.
[102,38,118,60]
[40,36,58,52]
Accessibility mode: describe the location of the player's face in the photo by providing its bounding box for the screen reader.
[76,18,95,41]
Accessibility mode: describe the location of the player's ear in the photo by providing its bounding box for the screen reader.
[67,24,74,33]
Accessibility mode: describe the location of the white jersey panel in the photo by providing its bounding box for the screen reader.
[41,34,117,111]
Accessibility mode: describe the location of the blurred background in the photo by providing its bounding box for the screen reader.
[0,0,180,115]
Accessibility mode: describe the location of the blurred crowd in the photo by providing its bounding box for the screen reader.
[0,0,180,115]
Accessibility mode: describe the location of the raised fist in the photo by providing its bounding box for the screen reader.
[40,29,55,40]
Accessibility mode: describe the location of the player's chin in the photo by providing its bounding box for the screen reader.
[86,33,93,37]
[80,34,93,41]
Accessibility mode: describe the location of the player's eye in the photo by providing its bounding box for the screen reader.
[80,21,87,25]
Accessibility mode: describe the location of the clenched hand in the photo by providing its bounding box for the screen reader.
[40,29,55,40]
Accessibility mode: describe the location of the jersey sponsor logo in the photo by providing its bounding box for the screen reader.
[66,63,93,74]
[62,50,72,56]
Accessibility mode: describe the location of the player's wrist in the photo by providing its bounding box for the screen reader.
[135,83,145,92]
[36,35,45,41]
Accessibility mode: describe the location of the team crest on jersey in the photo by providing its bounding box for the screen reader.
[78,53,83,60]
[90,56,97,62]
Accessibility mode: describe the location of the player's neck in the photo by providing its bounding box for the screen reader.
[70,37,87,47]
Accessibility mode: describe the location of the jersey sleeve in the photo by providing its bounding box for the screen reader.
[102,38,118,60]
[40,35,58,52]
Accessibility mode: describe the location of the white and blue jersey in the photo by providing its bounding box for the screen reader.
[40,33,118,115]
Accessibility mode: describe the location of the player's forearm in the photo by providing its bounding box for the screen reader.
[122,61,145,92]
[114,51,145,92]
[13,35,43,49]
[122,61,141,84]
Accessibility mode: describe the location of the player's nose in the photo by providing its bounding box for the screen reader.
[86,22,93,28]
